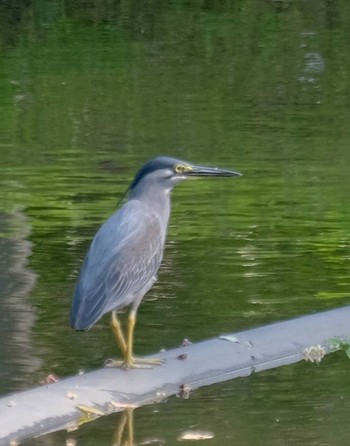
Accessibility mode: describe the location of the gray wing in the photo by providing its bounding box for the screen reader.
[70,200,164,330]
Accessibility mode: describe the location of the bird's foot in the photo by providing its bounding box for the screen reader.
[104,356,164,369]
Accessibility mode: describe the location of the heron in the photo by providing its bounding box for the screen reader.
[70,156,241,368]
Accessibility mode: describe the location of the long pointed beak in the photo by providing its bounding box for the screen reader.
[186,164,242,178]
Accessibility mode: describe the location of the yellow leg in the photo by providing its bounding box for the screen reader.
[111,311,127,355]
[112,408,134,446]
[113,410,127,446]
[125,311,136,368]
[127,407,134,446]
[105,310,164,369]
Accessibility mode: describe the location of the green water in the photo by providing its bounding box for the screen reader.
[1,1,350,444]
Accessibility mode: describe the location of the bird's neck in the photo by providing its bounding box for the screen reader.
[129,185,171,237]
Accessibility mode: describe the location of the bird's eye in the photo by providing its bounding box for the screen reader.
[174,164,187,174]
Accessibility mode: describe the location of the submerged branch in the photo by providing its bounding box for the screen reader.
[1,305,350,444]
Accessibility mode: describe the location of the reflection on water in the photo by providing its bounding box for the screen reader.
[25,354,350,446]
[1,0,350,445]
[0,212,39,394]
[111,409,135,446]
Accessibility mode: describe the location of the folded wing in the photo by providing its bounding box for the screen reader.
[71,200,163,330]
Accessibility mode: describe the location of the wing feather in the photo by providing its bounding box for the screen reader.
[71,200,164,330]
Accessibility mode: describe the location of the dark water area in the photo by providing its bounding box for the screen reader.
[1,1,350,444]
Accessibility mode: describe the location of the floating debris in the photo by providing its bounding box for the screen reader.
[39,374,59,385]
[327,337,350,360]
[181,338,192,347]
[177,384,191,399]
[77,405,104,417]
[178,430,214,441]
[66,391,78,400]
[303,345,326,364]
[177,353,188,360]
[139,438,166,445]
[220,335,252,347]
[66,405,105,432]
[156,391,168,399]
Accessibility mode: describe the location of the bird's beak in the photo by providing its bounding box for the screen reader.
[185,164,242,178]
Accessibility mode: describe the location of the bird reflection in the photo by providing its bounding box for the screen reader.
[112,408,134,446]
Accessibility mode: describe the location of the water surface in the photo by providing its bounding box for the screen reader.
[1,1,350,445]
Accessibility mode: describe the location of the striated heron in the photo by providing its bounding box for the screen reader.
[70,156,241,368]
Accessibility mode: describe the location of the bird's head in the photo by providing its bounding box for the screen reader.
[129,156,241,193]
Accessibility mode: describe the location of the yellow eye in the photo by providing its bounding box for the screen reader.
[175,164,191,174]
[175,164,185,173]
